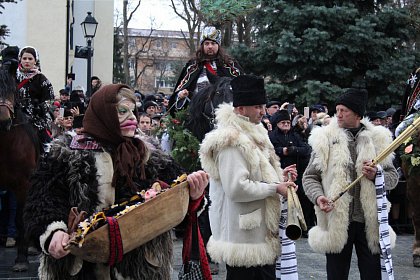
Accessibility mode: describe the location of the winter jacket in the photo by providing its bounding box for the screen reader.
[200,104,284,267]
[303,118,398,254]
[168,58,242,115]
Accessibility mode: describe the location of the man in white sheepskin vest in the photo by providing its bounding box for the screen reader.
[303,88,398,279]
[199,74,298,280]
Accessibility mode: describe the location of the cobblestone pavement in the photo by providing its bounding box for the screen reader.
[0,234,418,279]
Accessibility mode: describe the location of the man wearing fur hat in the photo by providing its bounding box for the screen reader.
[168,26,243,115]
[303,88,398,279]
[200,75,298,279]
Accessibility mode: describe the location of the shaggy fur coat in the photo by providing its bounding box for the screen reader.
[24,134,184,280]
[199,104,283,267]
[303,117,397,254]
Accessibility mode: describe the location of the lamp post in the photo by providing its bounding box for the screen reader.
[81,12,98,100]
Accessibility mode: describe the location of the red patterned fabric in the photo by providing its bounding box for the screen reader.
[204,62,217,76]
[182,194,212,280]
[107,217,123,266]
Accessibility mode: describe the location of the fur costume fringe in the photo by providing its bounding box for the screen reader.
[200,104,282,266]
[25,135,182,279]
[307,117,395,254]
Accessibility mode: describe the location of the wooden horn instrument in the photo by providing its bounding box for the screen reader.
[285,175,308,240]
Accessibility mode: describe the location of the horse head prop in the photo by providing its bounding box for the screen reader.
[187,76,233,141]
[0,69,16,131]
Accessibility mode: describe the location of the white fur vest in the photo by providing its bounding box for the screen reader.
[306,117,396,254]
[199,104,283,267]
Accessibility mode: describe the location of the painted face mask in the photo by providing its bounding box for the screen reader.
[117,98,138,137]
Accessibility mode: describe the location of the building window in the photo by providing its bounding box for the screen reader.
[171,42,177,48]
[155,40,161,48]
[155,77,174,89]
[156,62,172,72]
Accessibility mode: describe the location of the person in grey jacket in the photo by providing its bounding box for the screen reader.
[303,88,398,280]
[199,75,297,280]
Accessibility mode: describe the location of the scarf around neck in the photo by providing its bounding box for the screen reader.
[16,64,40,82]
[83,84,148,190]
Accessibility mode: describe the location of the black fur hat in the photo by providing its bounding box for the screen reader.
[231,75,267,107]
[336,88,368,117]
[270,109,290,125]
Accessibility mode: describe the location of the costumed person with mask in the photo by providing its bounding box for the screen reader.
[168,26,243,116]
[396,67,420,267]
[303,88,398,279]
[16,46,54,148]
[24,84,210,279]
[199,75,299,280]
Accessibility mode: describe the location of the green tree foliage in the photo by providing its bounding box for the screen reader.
[0,0,18,46]
[194,0,259,47]
[198,0,257,26]
[231,0,420,110]
[160,110,200,172]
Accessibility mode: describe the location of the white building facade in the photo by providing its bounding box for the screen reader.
[1,0,114,97]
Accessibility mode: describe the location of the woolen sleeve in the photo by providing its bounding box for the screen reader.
[382,162,398,191]
[24,153,72,251]
[38,73,55,102]
[302,154,325,205]
[217,147,277,202]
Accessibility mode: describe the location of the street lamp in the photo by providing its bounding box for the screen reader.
[81,12,98,100]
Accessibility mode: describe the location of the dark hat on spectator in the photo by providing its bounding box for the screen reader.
[335,88,368,117]
[151,113,163,120]
[366,111,379,121]
[143,94,157,103]
[63,108,73,118]
[60,89,69,96]
[377,111,387,119]
[231,75,267,107]
[143,101,158,111]
[270,110,291,125]
[266,100,282,108]
[310,104,325,114]
[386,107,396,117]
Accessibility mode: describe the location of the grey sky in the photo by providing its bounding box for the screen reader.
[115,0,188,30]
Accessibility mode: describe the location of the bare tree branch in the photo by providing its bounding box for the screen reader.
[169,0,200,55]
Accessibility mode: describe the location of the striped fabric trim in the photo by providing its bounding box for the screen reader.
[276,198,299,280]
[376,165,395,280]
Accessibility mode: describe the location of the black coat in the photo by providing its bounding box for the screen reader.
[168,58,242,116]
[269,127,311,174]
